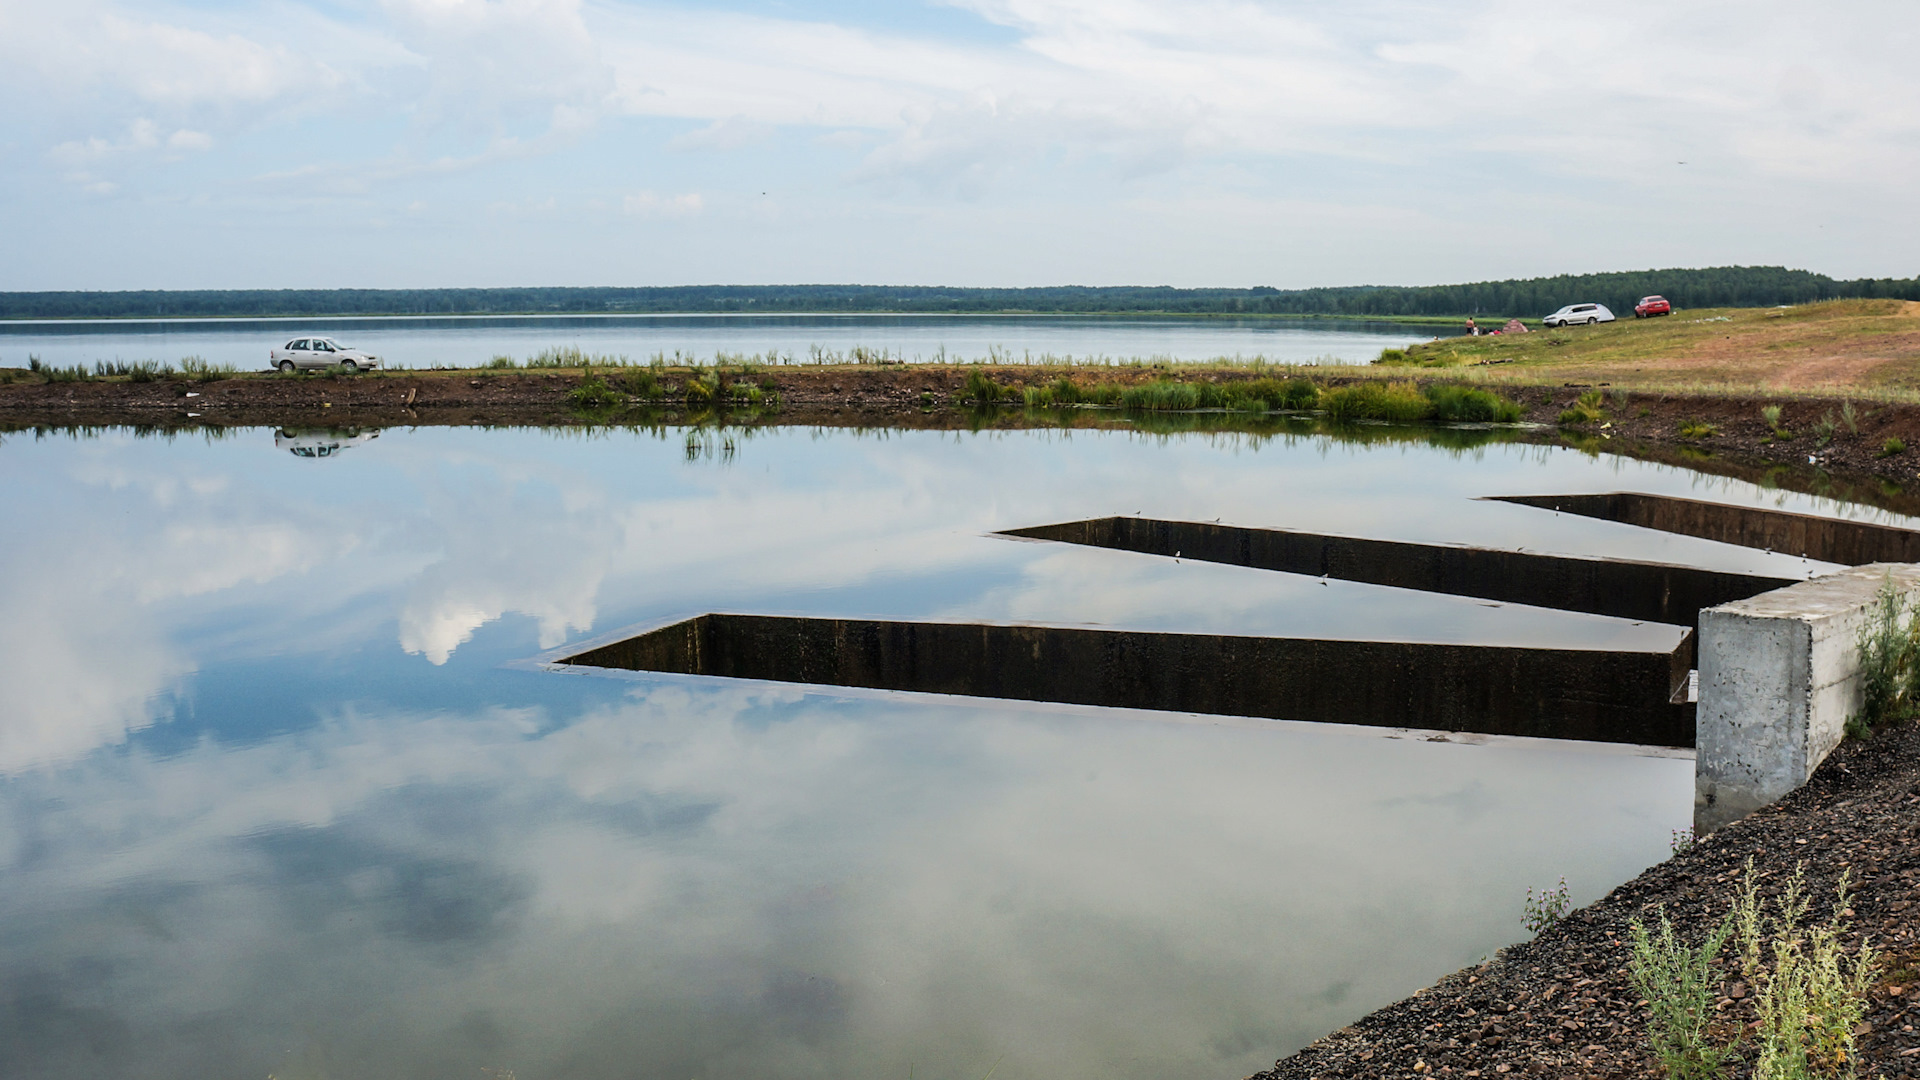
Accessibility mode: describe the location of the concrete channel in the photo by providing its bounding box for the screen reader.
[561,613,1696,746]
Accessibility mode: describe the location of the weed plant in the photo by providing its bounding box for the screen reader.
[1322,381,1433,423]
[178,356,236,382]
[1558,389,1606,426]
[1813,411,1838,447]
[1879,437,1906,457]
[1522,877,1570,932]
[619,369,663,397]
[1847,575,1919,738]
[1841,401,1859,435]
[1426,384,1523,422]
[39,361,94,382]
[1628,861,1879,1080]
[1762,404,1784,430]
[684,369,724,406]
[1678,420,1720,439]
[963,369,1009,405]
[1628,907,1738,1080]
[524,345,627,369]
[566,370,623,410]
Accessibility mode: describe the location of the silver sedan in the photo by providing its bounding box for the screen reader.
[269,336,382,372]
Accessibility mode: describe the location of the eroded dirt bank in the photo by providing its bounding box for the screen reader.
[8,365,1920,492]
[1251,723,1920,1080]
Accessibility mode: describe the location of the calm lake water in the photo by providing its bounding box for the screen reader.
[0,420,1892,1080]
[0,313,1454,371]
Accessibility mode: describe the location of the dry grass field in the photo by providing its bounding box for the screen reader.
[1386,299,1920,400]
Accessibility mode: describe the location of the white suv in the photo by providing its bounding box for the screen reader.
[270,337,382,372]
[1542,304,1615,328]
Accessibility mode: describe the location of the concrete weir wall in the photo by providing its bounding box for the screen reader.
[1697,562,1920,831]
[1490,492,1920,566]
[564,613,1697,746]
[1002,516,1795,637]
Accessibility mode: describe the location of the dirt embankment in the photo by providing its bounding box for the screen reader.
[1252,723,1920,1080]
[7,364,1920,489]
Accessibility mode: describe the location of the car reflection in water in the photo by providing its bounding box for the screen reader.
[275,427,380,459]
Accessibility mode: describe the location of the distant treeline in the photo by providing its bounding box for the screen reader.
[4,267,1916,320]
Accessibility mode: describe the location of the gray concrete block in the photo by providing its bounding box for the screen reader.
[1696,562,1920,831]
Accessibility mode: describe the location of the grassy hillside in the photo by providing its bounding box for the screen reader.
[1384,300,1920,398]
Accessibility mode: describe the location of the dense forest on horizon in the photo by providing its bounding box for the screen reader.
[3,266,1916,321]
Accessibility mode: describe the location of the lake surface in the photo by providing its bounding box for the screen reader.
[0,421,1895,1080]
[0,313,1454,372]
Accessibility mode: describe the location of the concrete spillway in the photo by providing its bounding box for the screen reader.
[1487,492,1920,566]
[561,613,1696,747]
[552,496,1920,829]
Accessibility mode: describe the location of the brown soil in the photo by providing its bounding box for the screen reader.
[6,366,1920,491]
[1502,384,1920,486]
[1249,720,1920,1080]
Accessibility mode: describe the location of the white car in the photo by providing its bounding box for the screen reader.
[269,336,381,372]
[1542,303,1615,328]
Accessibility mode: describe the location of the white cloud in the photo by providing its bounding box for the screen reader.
[668,116,776,152]
[0,2,349,109]
[621,190,703,217]
[5,0,1919,282]
[167,129,213,151]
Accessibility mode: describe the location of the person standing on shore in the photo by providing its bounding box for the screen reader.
[1466,316,1478,336]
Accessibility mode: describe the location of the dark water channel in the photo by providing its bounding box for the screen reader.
[0,421,1907,1079]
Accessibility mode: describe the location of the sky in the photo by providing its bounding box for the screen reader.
[1,0,1916,291]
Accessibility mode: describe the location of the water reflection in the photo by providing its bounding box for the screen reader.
[275,427,382,459]
[0,421,1897,1079]
[0,683,1690,1080]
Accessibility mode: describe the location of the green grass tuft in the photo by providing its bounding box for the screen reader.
[1425,384,1522,422]
[567,371,624,409]
[1321,381,1434,423]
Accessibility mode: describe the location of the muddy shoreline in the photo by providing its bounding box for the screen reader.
[1251,721,1920,1080]
[8,365,1920,519]
[4,365,1920,462]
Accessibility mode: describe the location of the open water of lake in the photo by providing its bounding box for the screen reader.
[0,420,1895,1080]
[0,313,1455,372]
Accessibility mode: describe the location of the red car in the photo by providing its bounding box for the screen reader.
[1634,295,1672,318]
